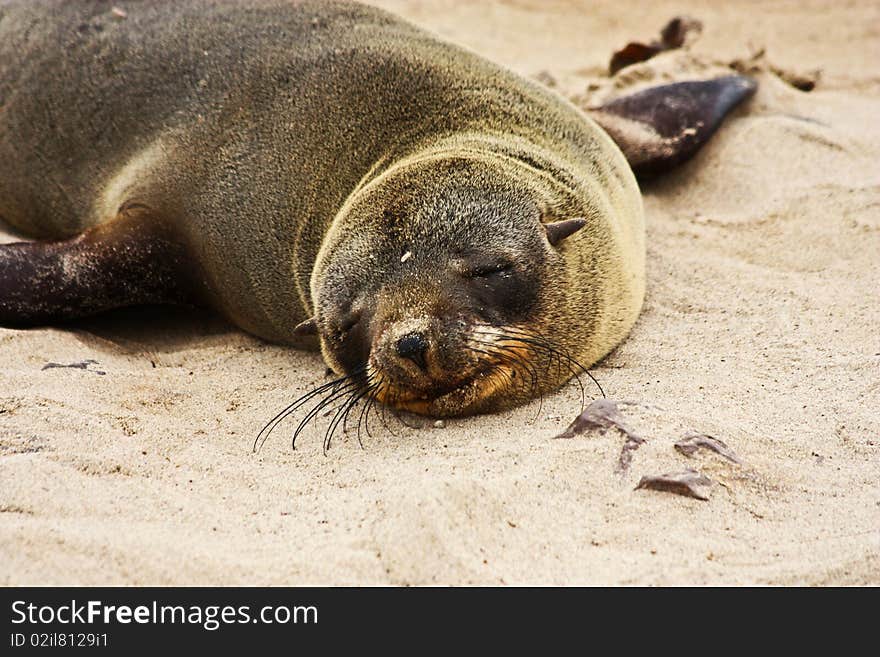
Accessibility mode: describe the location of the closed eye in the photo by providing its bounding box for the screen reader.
[464,262,514,279]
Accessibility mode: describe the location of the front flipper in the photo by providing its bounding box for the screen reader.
[0,205,195,326]
[589,75,757,179]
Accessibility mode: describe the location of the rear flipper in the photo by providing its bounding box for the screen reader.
[589,75,757,180]
[0,205,195,326]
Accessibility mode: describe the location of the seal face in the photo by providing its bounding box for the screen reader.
[0,0,756,427]
[312,156,558,416]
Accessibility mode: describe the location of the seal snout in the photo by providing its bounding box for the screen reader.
[395,332,429,371]
[368,313,478,406]
[374,317,440,383]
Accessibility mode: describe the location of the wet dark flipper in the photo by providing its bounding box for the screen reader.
[589,75,757,180]
[0,206,194,326]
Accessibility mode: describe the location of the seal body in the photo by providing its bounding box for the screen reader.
[1,1,755,416]
[1,0,643,326]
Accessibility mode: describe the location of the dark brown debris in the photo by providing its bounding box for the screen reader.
[610,42,664,75]
[674,433,741,464]
[659,16,703,50]
[41,359,106,376]
[617,433,644,474]
[610,16,703,74]
[730,48,820,92]
[555,399,638,439]
[771,66,820,92]
[635,469,713,501]
[554,399,645,473]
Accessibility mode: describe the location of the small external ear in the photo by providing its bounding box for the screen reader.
[544,218,587,246]
[293,317,318,336]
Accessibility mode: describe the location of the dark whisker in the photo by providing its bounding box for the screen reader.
[355,379,383,447]
[254,372,356,452]
[376,383,401,437]
[341,373,375,437]
[323,385,371,455]
[290,378,363,449]
[512,327,602,405]
[501,331,587,409]
[468,338,542,397]
[468,339,547,422]
[475,326,605,409]
[465,342,536,407]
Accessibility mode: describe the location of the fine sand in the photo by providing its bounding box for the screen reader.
[1,0,878,585]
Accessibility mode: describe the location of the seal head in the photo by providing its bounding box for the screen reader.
[310,152,591,417]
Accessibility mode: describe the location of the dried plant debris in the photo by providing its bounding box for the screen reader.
[41,359,106,375]
[636,469,713,501]
[773,67,819,92]
[730,47,820,91]
[610,16,703,75]
[616,433,645,474]
[674,433,741,464]
[555,399,637,438]
[555,399,645,473]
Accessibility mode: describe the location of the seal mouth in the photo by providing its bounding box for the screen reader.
[371,359,518,417]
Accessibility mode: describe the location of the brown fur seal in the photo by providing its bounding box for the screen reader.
[0,1,755,428]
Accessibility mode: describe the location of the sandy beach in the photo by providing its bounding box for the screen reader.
[1,0,878,585]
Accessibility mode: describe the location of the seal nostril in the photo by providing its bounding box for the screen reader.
[396,332,429,370]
